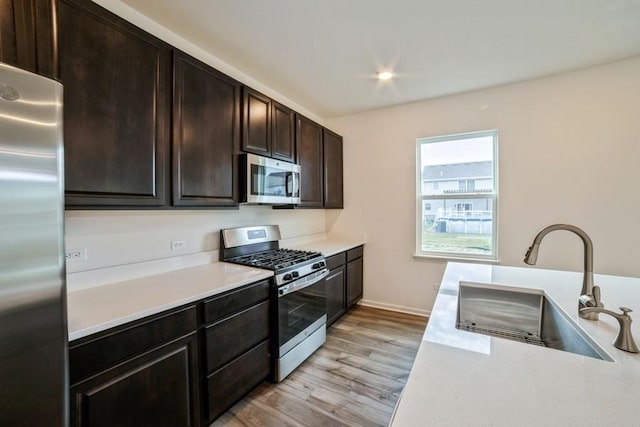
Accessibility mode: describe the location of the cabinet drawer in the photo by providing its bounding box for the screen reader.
[325,252,346,270]
[347,245,363,262]
[204,300,269,372]
[69,305,197,386]
[206,340,269,422]
[202,279,270,324]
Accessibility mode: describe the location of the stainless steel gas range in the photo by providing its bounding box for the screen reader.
[220,225,329,382]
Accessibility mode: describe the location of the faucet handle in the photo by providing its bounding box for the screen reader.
[593,285,602,306]
[619,307,633,316]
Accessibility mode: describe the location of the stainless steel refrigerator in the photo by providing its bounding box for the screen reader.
[0,62,68,425]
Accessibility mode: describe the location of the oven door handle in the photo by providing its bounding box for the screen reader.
[278,269,330,297]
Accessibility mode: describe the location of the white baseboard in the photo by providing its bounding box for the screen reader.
[357,299,430,318]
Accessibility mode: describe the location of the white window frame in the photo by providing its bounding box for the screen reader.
[415,130,498,261]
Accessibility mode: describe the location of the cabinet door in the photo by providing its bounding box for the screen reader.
[59,0,170,207]
[241,87,271,157]
[173,51,240,206]
[296,115,324,207]
[325,265,346,326]
[323,128,343,208]
[0,0,56,78]
[271,101,295,162]
[347,257,363,308]
[70,334,200,427]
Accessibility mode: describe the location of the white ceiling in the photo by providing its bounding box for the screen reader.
[121,0,640,118]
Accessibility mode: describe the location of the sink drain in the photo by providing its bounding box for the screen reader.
[457,320,546,347]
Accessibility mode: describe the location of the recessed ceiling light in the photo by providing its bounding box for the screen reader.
[377,71,393,81]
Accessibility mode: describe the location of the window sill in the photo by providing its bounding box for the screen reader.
[413,253,500,264]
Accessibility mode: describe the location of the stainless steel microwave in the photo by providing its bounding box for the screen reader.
[241,153,301,204]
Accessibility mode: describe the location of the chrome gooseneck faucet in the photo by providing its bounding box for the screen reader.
[523,224,602,320]
[524,224,639,353]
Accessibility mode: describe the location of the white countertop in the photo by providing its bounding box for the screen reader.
[67,234,365,341]
[67,263,273,341]
[391,262,640,426]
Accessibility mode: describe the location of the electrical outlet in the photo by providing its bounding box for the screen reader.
[65,248,86,263]
[171,240,186,251]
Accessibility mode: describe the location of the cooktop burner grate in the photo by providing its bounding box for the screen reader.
[228,248,321,271]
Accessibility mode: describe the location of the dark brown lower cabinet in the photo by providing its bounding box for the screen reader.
[325,265,346,326]
[69,305,200,427]
[347,246,364,308]
[325,246,364,326]
[201,282,271,424]
[70,335,199,427]
[68,280,272,427]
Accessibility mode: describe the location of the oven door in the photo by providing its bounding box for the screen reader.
[277,269,329,356]
[244,153,301,204]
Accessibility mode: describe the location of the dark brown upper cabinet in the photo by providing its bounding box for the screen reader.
[323,128,344,209]
[242,87,295,163]
[241,87,271,157]
[270,100,295,162]
[296,115,324,208]
[59,0,171,208]
[0,0,57,79]
[172,51,240,207]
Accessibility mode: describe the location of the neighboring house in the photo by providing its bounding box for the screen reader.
[422,161,493,234]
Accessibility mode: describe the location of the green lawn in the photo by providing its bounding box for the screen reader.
[422,230,492,254]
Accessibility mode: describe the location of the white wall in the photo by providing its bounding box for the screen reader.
[326,56,640,314]
[65,207,327,287]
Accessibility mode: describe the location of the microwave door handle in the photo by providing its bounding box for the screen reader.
[293,173,299,197]
[286,172,294,197]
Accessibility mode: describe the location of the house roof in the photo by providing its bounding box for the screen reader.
[422,161,493,180]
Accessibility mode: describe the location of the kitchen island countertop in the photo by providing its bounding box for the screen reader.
[391,262,640,426]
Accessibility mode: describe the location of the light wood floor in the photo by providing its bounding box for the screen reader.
[211,306,428,427]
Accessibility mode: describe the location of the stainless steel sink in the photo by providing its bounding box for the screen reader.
[456,281,613,361]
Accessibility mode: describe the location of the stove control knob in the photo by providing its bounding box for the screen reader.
[283,273,292,281]
[292,271,299,278]
[313,261,326,269]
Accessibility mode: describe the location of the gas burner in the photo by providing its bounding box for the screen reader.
[228,249,322,271]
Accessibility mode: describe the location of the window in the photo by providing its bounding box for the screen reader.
[416,130,498,259]
[454,203,473,213]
